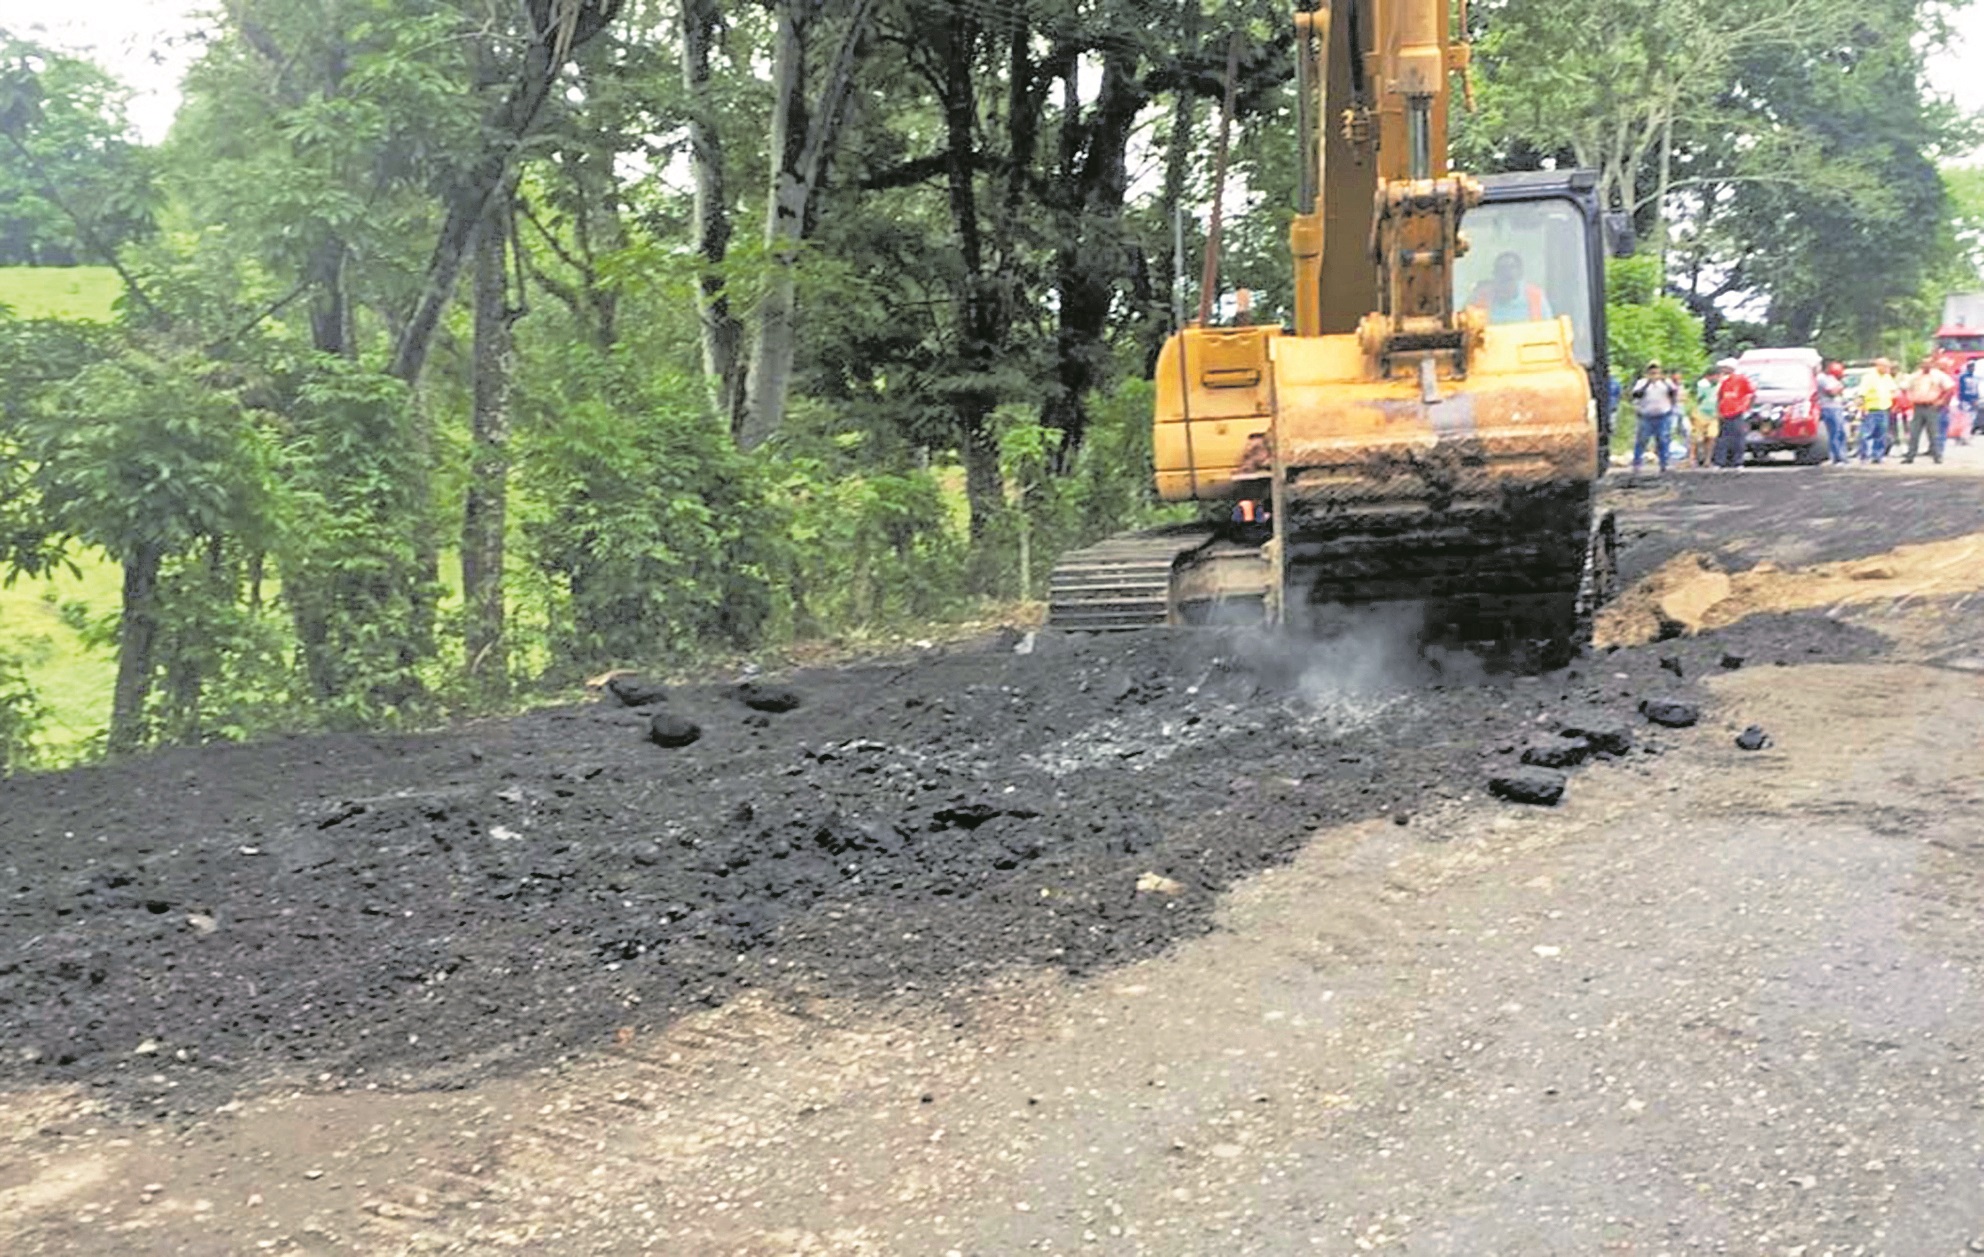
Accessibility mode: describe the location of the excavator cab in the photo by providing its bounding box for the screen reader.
[1463,169,1622,460]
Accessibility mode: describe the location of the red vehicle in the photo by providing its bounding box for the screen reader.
[1933,293,1984,373]
[1735,348,1825,464]
[1930,327,1984,375]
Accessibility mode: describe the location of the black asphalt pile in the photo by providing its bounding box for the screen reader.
[0,611,1889,1112]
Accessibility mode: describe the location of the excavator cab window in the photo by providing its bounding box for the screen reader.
[1454,198,1597,368]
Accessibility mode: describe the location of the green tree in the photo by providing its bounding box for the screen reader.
[1607,254,1708,384]
[0,35,156,267]
[275,358,435,722]
[31,353,272,752]
[1464,0,1961,356]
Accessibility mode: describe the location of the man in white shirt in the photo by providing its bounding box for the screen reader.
[1900,355,1956,465]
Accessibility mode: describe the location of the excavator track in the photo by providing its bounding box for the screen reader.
[1049,489,1614,666]
[1046,529,1218,631]
[1281,485,1602,664]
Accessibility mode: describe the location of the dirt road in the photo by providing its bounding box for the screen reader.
[4,461,1984,1254]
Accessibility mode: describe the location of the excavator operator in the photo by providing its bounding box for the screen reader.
[1467,250,1553,325]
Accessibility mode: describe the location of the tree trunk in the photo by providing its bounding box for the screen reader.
[961,413,1002,543]
[463,198,513,694]
[682,0,745,428]
[933,6,1004,545]
[1652,108,1674,264]
[390,51,552,387]
[738,0,874,450]
[1043,49,1145,453]
[306,236,352,358]
[108,541,165,755]
[162,537,226,742]
[737,2,809,450]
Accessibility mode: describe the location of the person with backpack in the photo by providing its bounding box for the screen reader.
[1629,360,1682,476]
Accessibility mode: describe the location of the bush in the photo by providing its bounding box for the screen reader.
[1607,253,1708,384]
[515,359,778,673]
[144,546,296,745]
[1022,378,1194,595]
[779,460,965,632]
[276,357,437,724]
[0,648,43,774]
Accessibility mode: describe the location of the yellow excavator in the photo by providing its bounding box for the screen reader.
[1049,0,1627,664]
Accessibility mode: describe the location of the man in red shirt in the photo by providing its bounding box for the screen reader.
[1712,360,1756,469]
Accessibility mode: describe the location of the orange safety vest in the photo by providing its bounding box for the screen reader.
[1468,283,1547,319]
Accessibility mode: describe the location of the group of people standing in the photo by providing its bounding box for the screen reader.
[1845,356,1964,465]
[1625,359,1755,473]
[1626,354,1972,476]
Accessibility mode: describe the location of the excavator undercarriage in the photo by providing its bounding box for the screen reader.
[1049,486,1616,666]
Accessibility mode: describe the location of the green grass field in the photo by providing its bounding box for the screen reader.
[0,554,119,761]
[0,266,124,322]
[0,267,124,763]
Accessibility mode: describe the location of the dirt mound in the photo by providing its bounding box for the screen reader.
[0,611,1890,1113]
[1597,531,1984,648]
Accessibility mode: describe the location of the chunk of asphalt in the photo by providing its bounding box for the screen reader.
[647,713,702,748]
[1488,768,1567,806]
[606,675,670,707]
[1521,735,1592,769]
[1559,721,1633,757]
[737,682,803,713]
[1638,697,1700,729]
[1735,725,1772,751]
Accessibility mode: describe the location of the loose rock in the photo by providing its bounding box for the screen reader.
[1559,721,1633,757]
[1521,735,1591,769]
[606,675,670,707]
[1638,697,1701,728]
[1488,768,1567,806]
[737,682,803,713]
[1735,725,1772,751]
[646,713,702,748]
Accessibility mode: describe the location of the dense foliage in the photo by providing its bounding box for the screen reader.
[1607,255,1709,385]
[0,0,1971,761]
[0,37,155,267]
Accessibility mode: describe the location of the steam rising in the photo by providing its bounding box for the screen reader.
[1245,601,1485,710]
[1023,606,1481,778]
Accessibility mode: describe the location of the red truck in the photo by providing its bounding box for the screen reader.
[1932,292,1984,373]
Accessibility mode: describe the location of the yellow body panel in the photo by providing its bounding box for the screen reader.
[1153,319,1594,505]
